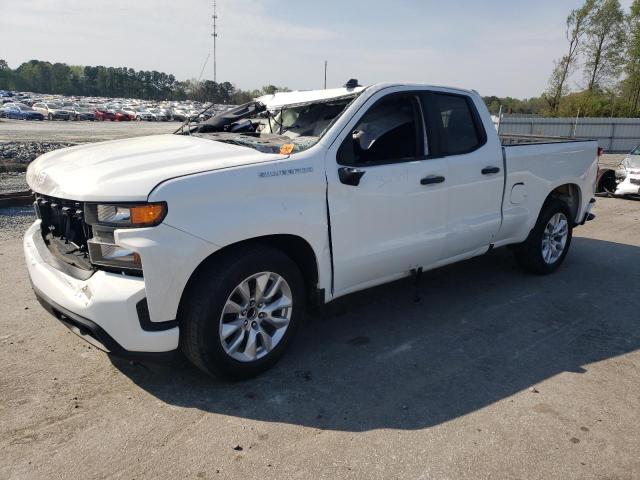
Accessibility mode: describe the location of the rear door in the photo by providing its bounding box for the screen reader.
[326,88,449,296]
[420,91,504,259]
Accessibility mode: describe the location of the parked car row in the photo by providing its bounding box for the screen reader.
[0,90,231,122]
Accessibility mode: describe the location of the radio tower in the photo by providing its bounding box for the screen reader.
[212,0,218,83]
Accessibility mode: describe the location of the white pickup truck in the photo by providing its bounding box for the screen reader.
[24,82,599,379]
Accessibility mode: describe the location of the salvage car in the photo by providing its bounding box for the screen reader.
[94,107,116,121]
[24,82,599,380]
[1,104,45,120]
[149,108,169,121]
[134,108,156,121]
[69,106,96,121]
[114,110,133,121]
[596,145,640,198]
[32,102,72,120]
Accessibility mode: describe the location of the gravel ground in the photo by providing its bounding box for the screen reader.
[0,141,79,168]
[0,172,29,194]
[1,197,639,479]
[0,207,34,241]
[0,118,177,143]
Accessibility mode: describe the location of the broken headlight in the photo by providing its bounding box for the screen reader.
[87,240,142,271]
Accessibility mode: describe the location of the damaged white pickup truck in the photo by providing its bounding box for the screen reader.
[24,82,599,379]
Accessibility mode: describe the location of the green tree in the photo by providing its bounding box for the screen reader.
[546,0,596,113]
[621,0,640,114]
[584,0,627,91]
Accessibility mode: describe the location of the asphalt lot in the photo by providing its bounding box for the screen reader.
[1,195,639,479]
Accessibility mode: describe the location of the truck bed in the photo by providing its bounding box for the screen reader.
[500,134,591,146]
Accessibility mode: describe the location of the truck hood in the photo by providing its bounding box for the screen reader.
[27,134,283,201]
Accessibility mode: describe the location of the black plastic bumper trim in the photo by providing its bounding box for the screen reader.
[32,286,178,363]
[136,298,178,332]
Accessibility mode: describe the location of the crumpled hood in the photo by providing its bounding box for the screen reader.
[26,134,283,201]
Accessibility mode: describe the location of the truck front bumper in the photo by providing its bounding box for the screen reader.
[23,221,179,361]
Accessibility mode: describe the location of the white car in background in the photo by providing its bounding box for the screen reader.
[596,144,640,197]
[134,108,156,121]
[32,102,72,120]
[149,108,169,121]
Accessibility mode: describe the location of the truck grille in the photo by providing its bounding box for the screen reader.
[35,194,92,263]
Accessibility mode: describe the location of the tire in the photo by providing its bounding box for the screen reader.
[513,198,573,275]
[179,245,305,380]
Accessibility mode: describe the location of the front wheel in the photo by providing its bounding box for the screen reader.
[513,199,573,274]
[179,245,305,380]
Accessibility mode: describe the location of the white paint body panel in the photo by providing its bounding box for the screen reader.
[497,142,598,247]
[26,134,285,202]
[24,222,179,352]
[24,82,598,353]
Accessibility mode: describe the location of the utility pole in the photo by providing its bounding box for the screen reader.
[212,0,218,83]
[324,60,327,89]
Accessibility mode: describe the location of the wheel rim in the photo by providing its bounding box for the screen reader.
[541,212,569,264]
[219,272,293,362]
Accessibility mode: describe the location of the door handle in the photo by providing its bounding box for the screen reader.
[338,167,366,186]
[420,175,445,185]
[481,166,501,175]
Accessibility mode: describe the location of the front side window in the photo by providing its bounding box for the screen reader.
[338,94,419,165]
[424,93,484,156]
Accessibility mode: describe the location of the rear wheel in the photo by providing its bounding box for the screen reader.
[513,199,573,274]
[179,245,305,380]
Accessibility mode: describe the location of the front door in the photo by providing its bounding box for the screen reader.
[326,90,449,296]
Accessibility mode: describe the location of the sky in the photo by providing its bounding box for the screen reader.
[0,0,634,98]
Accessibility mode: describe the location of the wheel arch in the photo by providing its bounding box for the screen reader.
[545,183,581,223]
[596,168,617,195]
[177,234,322,322]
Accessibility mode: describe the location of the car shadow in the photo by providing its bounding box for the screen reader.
[111,237,640,432]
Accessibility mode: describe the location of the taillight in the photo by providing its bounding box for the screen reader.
[597,147,604,157]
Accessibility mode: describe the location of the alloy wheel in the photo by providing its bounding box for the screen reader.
[219,272,293,362]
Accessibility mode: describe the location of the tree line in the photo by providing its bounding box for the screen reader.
[0,59,286,105]
[486,0,640,117]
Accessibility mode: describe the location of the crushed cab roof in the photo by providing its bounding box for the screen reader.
[256,86,366,110]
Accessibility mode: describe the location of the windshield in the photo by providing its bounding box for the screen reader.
[631,145,640,155]
[191,94,360,155]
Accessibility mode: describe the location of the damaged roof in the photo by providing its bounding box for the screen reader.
[256,86,366,110]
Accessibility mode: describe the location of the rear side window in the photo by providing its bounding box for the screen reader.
[424,93,484,156]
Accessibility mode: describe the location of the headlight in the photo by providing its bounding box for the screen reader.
[85,202,167,227]
[84,202,167,273]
